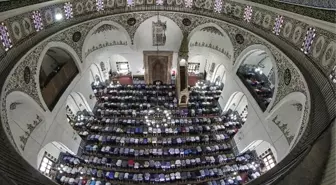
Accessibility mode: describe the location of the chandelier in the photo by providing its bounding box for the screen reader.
[144,106,172,128]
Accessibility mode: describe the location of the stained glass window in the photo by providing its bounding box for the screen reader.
[301,27,316,54]
[273,15,283,35]
[244,6,253,22]
[96,0,104,11]
[32,10,43,32]
[127,0,134,7]
[330,65,336,83]
[0,22,12,51]
[184,0,193,8]
[64,2,73,19]
[213,0,223,13]
[156,0,164,5]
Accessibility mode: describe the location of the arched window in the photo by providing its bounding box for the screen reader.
[237,50,274,111]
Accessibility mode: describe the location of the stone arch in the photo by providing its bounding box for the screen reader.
[188,22,234,64]
[234,44,279,112]
[82,21,132,61]
[89,63,104,84]
[224,92,248,120]
[211,64,226,86]
[37,42,81,111]
[267,92,307,150]
[4,91,46,156]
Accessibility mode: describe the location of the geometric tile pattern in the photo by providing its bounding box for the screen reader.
[0,22,12,51]
[244,6,253,22]
[32,10,43,32]
[96,0,104,11]
[273,15,284,36]
[214,0,223,13]
[64,2,73,19]
[301,27,316,54]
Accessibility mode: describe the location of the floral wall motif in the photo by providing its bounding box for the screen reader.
[92,24,119,35]
[85,40,128,57]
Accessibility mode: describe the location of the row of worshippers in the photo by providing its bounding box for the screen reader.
[55,151,261,185]
[92,84,176,98]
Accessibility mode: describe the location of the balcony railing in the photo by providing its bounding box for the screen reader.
[41,61,78,110]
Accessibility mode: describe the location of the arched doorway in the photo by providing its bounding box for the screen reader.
[66,92,92,126]
[236,48,276,111]
[224,92,248,124]
[39,47,79,111]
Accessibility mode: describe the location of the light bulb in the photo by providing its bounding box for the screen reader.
[55,13,63,20]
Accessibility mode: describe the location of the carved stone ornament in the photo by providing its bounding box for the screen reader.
[127,18,136,26]
[235,34,244,44]
[182,18,191,26]
[72,31,82,42]
[23,66,30,84]
[284,68,291,85]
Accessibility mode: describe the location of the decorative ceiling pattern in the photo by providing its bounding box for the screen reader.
[92,24,119,35]
[0,11,311,152]
[200,26,224,36]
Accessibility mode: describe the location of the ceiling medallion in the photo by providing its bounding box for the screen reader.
[284,68,291,85]
[182,18,191,26]
[235,34,244,44]
[23,66,31,84]
[72,31,81,42]
[127,18,136,26]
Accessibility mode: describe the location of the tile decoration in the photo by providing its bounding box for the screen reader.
[96,0,104,11]
[243,6,253,22]
[0,22,13,51]
[156,0,164,5]
[214,0,223,13]
[301,27,316,55]
[184,0,193,8]
[64,2,74,19]
[31,10,43,32]
[127,0,134,7]
[273,15,284,36]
